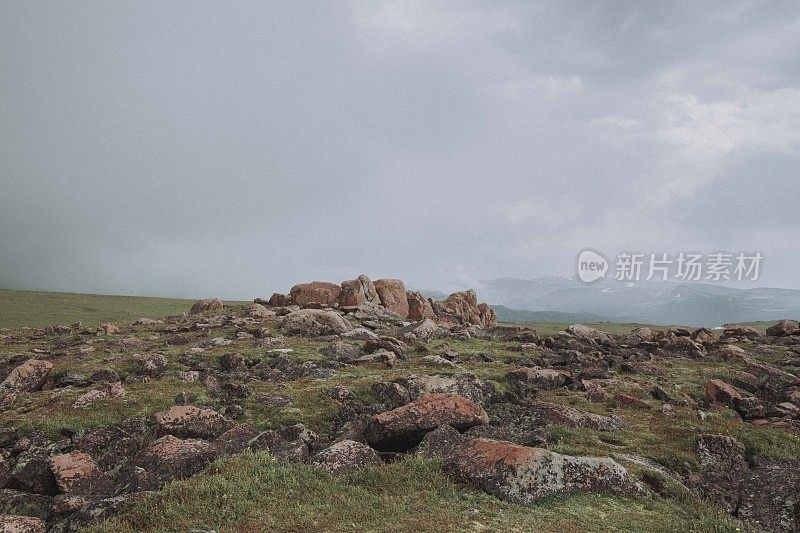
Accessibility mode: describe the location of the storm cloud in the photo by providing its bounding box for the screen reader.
[2,1,799,298]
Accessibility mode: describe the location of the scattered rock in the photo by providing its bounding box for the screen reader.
[281,309,352,336]
[689,434,747,513]
[766,320,800,337]
[154,405,234,439]
[0,515,46,533]
[190,298,224,314]
[447,438,644,504]
[365,393,489,451]
[312,440,383,475]
[246,303,275,320]
[706,379,765,419]
[0,360,53,393]
[48,452,112,496]
[530,401,626,431]
[132,435,218,489]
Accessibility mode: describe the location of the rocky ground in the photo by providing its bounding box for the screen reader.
[0,276,799,532]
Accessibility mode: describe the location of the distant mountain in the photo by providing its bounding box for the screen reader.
[459,277,800,327]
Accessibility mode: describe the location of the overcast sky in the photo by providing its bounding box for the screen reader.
[2,1,799,299]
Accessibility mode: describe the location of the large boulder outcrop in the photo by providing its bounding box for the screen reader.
[406,291,436,322]
[0,360,53,393]
[289,282,342,307]
[365,393,489,451]
[374,279,409,317]
[447,438,644,504]
[339,275,380,308]
[281,309,353,336]
[436,290,496,328]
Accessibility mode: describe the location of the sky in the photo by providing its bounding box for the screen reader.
[1,1,799,299]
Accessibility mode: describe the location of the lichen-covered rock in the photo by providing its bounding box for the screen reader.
[401,319,442,341]
[190,298,223,314]
[0,515,46,533]
[363,336,406,358]
[398,373,495,405]
[737,456,800,532]
[10,448,57,495]
[447,438,644,504]
[365,393,489,451]
[281,309,352,336]
[154,405,234,439]
[688,434,748,513]
[565,324,615,346]
[530,401,626,431]
[0,360,53,393]
[506,367,572,395]
[48,451,112,496]
[132,435,218,489]
[312,440,382,475]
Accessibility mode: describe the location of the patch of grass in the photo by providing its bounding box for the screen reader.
[0,289,246,329]
[91,453,741,533]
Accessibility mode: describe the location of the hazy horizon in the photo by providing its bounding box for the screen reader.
[3,2,799,300]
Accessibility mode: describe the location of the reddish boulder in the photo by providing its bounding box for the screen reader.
[447,438,644,503]
[339,275,380,307]
[289,281,342,307]
[721,325,762,339]
[267,293,291,306]
[614,392,651,409]
[365,393,489,451]
[48,451,112,496]
[246,303,275,320]
[0,359,53,393]
[406,291,436,322]
[706,379,765,419]
[374,279,409,317]
[190,298,223,314]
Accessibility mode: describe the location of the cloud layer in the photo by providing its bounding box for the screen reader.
[2,1,798,298]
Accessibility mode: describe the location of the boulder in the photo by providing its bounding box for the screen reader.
[96,323,120,335]
[339,275,380,308]
[437,290,496,327]
[10,448,57,495]
[312,440,383,475]
[48,451,112,496]
[374,279,409,317]
[766,320,800,337]
[406,291,436,322]
[214,423,260,456]
[321,342,361,363]
[363,337,406,358]
[688,434,748,513]
[447,438,644,504]
[267,293,291,307]
[565,324,614,346]
[132,435,218,488]
[289,282,342,307]
[0,360,53,393]
[281,309,352,336]
[706,379,765,419]
[401,319,441,341]
[365,393,488,451]
[0,515,46,533]
[530,401,626,431]
[246,303,275,320]
[154,405,234,439]
[190,298,223,314]
[506,367,572,395]
[398,373,495,405]
[247,431,309,462]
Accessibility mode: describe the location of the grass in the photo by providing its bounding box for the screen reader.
[0,289,213,329]
[90,453,742,533]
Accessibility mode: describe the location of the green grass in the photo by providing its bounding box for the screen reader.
[91,453,742,533]
[0,289,214,328]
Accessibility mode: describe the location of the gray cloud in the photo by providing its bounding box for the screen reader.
[1,1,799,299]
